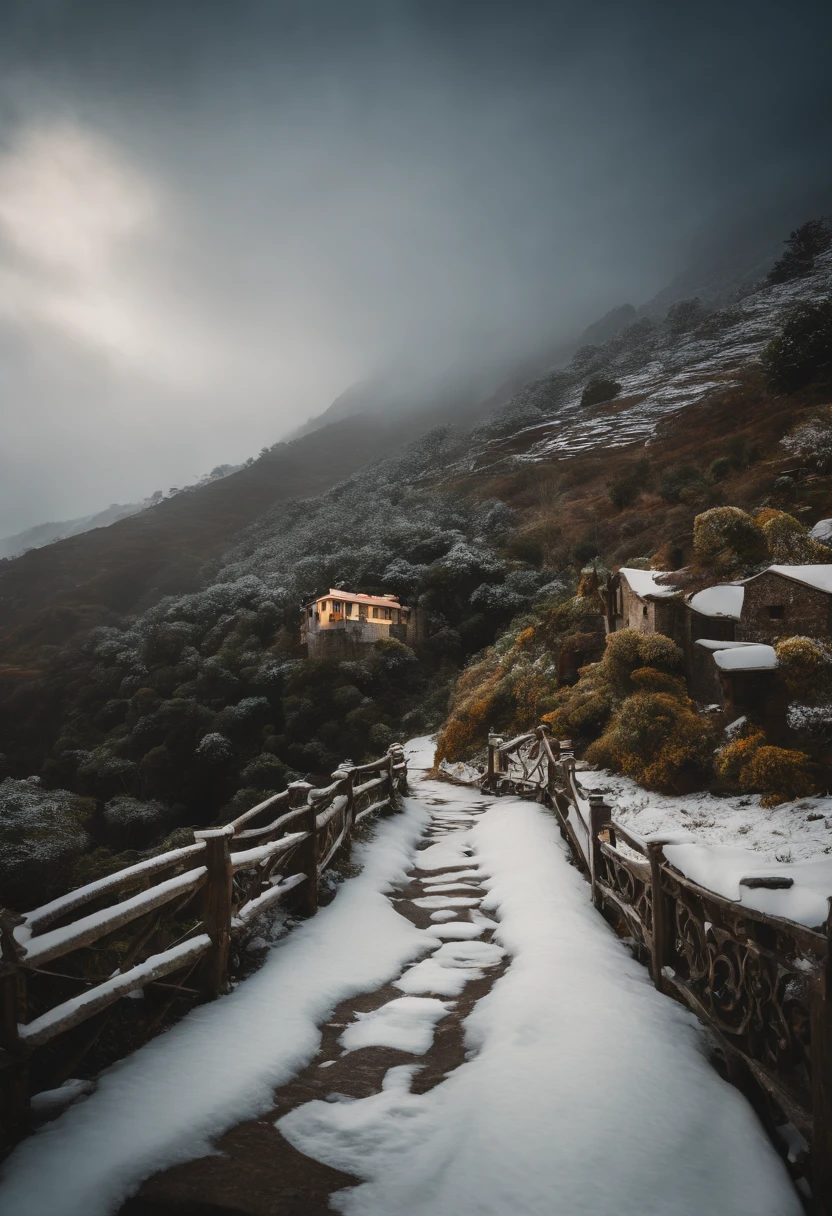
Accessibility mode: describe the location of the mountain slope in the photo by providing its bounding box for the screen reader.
[0,410,469,657]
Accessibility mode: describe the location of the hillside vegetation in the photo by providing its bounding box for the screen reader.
[3,218,832,910]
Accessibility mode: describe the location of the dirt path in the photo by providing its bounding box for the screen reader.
[120,785,502,1216]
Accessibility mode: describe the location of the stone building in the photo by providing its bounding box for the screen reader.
[301,589,420,657]
[695,640,787,736]
[684,584,743,702]
[607,568,680,637]
[737,565,832,643]
[603,562,832,726]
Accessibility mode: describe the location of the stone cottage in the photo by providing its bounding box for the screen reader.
[684,583,744,701]
[607,568,680,637]
[301,589,420,657]
[737,565,832,643]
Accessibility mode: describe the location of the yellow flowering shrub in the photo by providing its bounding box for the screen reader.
[716,727,817,806]
[586,691,715,793]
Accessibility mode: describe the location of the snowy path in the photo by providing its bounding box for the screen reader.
[0,739,800,1216]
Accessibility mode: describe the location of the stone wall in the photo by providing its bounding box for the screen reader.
[739,572,831,643]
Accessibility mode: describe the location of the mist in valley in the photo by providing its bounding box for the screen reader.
[0,0,831,534]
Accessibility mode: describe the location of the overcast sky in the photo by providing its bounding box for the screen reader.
[0,0,831,534]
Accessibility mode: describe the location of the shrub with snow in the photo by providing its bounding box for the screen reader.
[693,506,767,576]
[756,509,831,563]
[762,299,832,390]
[0,777,94,906]
[781,407,832,474]
[103,796,175,849]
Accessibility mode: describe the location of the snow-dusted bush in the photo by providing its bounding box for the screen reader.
[693,506,767,576]
[776,636,832,696]
[215,697,273,739]
[762,299,832,389]
[781,407,832,473]
[787,703,832,733]
[103,796,174,849]
[757,509,831,563]
[239,753,287,790]
[0,777,94,907]
[767,218,832,284]
[195,732,234,763]
[581,377,621,407]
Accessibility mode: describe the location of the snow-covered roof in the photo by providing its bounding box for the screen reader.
[712,644,777,672]
[687,584,744,619]
[744,565,832,594]
[810,519,832,544]
[618,568,678,600]
[695,639,757,652]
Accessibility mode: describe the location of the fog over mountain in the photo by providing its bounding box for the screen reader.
[1,0,831,533]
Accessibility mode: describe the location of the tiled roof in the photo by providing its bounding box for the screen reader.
[304,590,410,610]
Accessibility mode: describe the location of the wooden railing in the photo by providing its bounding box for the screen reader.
[0,744,408,1140]
[484,725,832,1214]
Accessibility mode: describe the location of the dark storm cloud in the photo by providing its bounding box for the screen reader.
[0,0,830,533]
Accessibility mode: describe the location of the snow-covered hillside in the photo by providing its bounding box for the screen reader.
[465,248,832,470]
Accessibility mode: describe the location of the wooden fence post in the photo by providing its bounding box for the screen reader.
[340,765,356,828]
[811,898,832,1215]
[195,826,234,1000]
[588,793,611,910]
[0,957,30,1141]
[648,842,672,994]
[295,791,319,917]
[386,750,396,810]
[487,734,505,793]
[487,734,497,792]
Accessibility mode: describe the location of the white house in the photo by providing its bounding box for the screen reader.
[301,589,417,656]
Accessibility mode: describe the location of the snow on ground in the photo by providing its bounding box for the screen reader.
[423,920,484,940]
[278,795,799,1216]
[411,894,480,908]
[0,797,433,1216]
[586,770,832,928]
[413,836,476,871]
[463,247,832,473]
[403,736,437,772]
[340,996,451,1055]
[438,757,483,785]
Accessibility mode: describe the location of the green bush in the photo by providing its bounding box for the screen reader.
[606,459,651,510]
[660,465,705,504]
[581,377,621,407]
[767,219,832,285]
[665,298,705,334]
[693,506,767,576]
[757,509,831,564]
[708,456,731,482]
[762,300,832,390]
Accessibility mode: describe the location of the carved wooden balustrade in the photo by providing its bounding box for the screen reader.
[0,744,408,1141]
[484,724,832,1213]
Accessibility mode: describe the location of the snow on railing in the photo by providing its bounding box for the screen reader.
[0,743,408,1141]
[483,724,832,1206]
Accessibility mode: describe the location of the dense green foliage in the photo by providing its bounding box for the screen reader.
[767,219,832,285]
[580,377,621,407]
[0,428,560,906]
[762,299,832,389]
